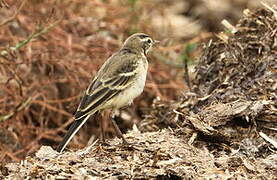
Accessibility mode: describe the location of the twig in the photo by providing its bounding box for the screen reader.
[77,139,99,156]
[0,0,9,8]
[1,19,61,56]
[0,97,32,122]
[32,100,72,117]
[183,56,191,90]
[41,95,79,104]
[152,52,184,69]
[0,0,27,26]
[221,19,238,33]
[259,132,277,149]
[261,2,277,20]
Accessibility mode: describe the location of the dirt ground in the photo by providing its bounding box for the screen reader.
[0,0,276,179]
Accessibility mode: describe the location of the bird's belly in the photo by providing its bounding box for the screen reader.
[111,68,147,109]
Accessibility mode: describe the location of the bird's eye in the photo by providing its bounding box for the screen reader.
[147,39,152,44]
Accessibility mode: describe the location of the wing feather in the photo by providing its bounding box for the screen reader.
[75,88,119,120]
[75,68,136,120]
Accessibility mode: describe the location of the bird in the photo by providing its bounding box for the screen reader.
[56,33,157,153]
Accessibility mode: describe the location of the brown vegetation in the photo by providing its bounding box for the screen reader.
[0,0,276,179]
[0,0,186,163]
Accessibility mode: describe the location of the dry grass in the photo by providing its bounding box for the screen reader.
[0,2,276,179]
[0,0,188,162]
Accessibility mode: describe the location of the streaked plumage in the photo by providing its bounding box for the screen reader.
[57,33,156,153]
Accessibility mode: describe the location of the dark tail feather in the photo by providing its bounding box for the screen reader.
[56,115,91,153]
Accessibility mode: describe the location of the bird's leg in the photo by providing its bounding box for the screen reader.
[111,113,128,144]
[99,116,106,143]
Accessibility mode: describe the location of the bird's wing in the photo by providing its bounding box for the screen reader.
[74,58,139,120]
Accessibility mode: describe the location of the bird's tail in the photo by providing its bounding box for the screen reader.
[56,114,93,153]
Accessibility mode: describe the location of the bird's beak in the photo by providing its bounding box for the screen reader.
[154,40,160,45]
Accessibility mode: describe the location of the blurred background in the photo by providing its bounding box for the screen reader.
[0,0,275,163]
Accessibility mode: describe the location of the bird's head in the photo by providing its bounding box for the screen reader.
[122,33,158,55]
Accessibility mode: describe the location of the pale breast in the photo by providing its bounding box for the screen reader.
[110,59,148,109]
